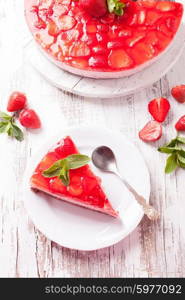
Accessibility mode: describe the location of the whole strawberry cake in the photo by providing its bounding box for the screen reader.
[25,0,184,78]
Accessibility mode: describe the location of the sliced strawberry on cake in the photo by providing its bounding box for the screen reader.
[25,0,184,78]
[30,136,118,217]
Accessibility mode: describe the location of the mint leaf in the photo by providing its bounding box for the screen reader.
[42,153,90,186]
[165,139,178,148]
[0,111,24,141]
[176,136,185,144]
[43,159,64,178]
[107,0,125,16]
[165,153,178,174]
[0,122,9,133]
[59,161,70,186]
[11,124,24,141]
[67,154,90,169]
[0,111,12,121]
[158,146,180,154]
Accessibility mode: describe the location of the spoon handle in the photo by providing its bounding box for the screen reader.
[116,172,159,221]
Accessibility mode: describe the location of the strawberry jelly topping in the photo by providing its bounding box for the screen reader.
[26,0,183,72]
[31,136,109,209]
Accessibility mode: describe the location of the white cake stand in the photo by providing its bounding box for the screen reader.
[26,22,185,99]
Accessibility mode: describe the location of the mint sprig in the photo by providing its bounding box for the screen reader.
[43,154,90,186]
[107,0,126,16]
[158,136,185,173]
[0,111,24,141]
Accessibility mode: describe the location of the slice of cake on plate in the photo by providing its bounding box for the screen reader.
[30,136,118,217]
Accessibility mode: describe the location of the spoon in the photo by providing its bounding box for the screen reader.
[92,146,159,221]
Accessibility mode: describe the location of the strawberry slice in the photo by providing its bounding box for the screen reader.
[58,15,76,31]
[175,115,185,131]
[67,176,83,196]
[7,91,27,112]
[69,41,90,57]
[148,97,170,123]
[171,85,185,103]
[50,177,66,193]
[139,121,162,142]
[108,49,133,69]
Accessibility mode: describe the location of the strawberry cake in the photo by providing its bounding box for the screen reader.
[30,136,118,217]
[25,0,184,78]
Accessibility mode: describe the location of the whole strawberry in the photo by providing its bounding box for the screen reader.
[171,85,185,103]
[79,0,108,18]
[7,91,27,112]
[175,115,185,131]
[19,109,41,129]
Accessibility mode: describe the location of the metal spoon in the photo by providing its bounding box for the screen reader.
[92,146,159,221]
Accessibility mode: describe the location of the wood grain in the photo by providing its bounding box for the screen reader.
[0,0,185,278]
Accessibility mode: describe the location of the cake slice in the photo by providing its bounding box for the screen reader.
[30,136,118,217]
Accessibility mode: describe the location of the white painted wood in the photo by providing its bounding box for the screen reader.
[0,0,185,277]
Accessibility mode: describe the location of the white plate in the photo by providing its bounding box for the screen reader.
[23,127,150,250]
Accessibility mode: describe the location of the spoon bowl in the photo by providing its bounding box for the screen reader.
[92,146,159,221]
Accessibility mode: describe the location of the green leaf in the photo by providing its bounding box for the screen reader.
[177,151,185,165]
[0,111,12,121]
[11,124,24,141]
[0,121,9,133]
[107,0,125,16]
[66,154,90,169]
[177,158,185,169]
[165,139,178,147]
[59,162,70,186]
[43,159,64,178]
[158,146,181,154]
[165,153,178,174]
[42,153,90,186]
[176,136,185,144]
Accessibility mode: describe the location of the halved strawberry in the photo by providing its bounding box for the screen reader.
[79,0,108,18]
[47,20,59,36]
[88,55,107,68]
[175,115,185,131]
[108,49,133,69]
[148,97,170,123]
[7,91,27,112]
[171,85,185,103]
[156,1,175,12]
[139,121,162,142]
[50,177,66,193]
[69,41,90,57]
[67,176,83,196]
[58,15,76,31]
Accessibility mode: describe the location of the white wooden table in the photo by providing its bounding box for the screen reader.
[0,0,185,278]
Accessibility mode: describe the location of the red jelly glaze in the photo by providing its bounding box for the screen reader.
[25,0,183,72]
[31,136,117,215]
